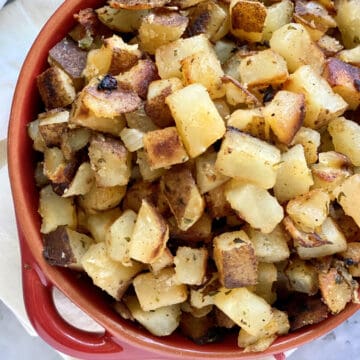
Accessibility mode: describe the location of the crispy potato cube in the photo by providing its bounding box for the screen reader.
[129,199,169,263]
[263,90,305,145]
[145,78,183,127]
[226,180,284,234]
[89,134,131,187]
[196,151,229,194]
[43,147,74,185]
[136,149,165,181]
[39,185,77,234]
[174,247,208,285]
[205,183,233,219]
[82,242,143,300]
[155,34,213,79]
[337,45,360,67]
[335,0,360,49]
[143,127,189,169]
[296,217,348,259]
[149,248,174,273]
[270,23,325,74]
[239,49,289,89]
[62,162,95,197]
[43,226,93,270]
[213,230,258,288]
[230,0,267,42]
[285,259,319,295]
[262,0,294,42]
[133,267,188,311]
[214,287,273,336]
[139,10,188,54]
[79,183,126,214]
[38,110,69,147]
[323,58,360,110]
[247,225,290,263]
[291,127,321,165]
[190,273,219,309]
[216,129,281,190]
[334,174,360,227]
[161,166,205,231]
[328,117,360,166]
[166,84,225,158]
[274,144,314,203]
[284,65,348,129]
[124,296,181,336]
[319,268,352,314]
[106,209,137,265]
[119,127,144,152]
[181,50,225,99]
[286,189,330,232]
[27,119,47,152]
[37,66,76,110]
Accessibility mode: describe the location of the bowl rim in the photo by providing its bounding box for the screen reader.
[7,0,360,358]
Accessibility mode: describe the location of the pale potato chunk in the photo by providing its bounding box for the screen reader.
[81,242,143,300]
[274,144,314,203]
[166,84,225,158]
[216,128,281,190]
[284,65,348,129]
[291,127,321,165]
[214,287,273,336]
[286,189,330,232]
[149,248,174,274]
[255,263,277,304]
[270,23,325,74]
[136,149,165,181]
[62,162,95,198]
[225,180,284,234]
[174,247,208,285]
[133,267,188,311]
[337,45,360,67]
[239,49,289,88]
[328,117,360,166]
[124,296,181,336]
[129,199,169,264]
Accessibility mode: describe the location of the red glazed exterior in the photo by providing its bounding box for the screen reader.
[7,1,360,359]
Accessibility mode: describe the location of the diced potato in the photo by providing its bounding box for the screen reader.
[328,118,360,166]
[213,230,258,288]
[161,166,205,231]
[62,162,95,197]
[43,147,72,185]
[125,104,159,132]
[190,273,219,309]
[247,225,290,263]
[149,248,174,274]
[124,296,181,336]
[196,151,229,194]
[255,263,277,304]
[225,180,284,234]
[239,49,289,88]
[60,127,90,161]
[214,287,273,336]
[205,183,233,219]
[109,0,171,9]
[323,58,360,110]
[337,45,360,67]
[317,35,344,57]
[39,185,77,234]
[106,209,137,265]
[139,10,188,54]
[339,243,360,265]
[129,199,169,264]
[143,127,189,169]
[284,65,348,129]
[270,23,325,74]
[43,226,93,270]
[262,0,294,42]
[285,259,319,295]
[174,247,208,285]
[291,127,321,165]
[319,268,352,314]
[38,110,69,147]
[89,134,131,187]
[263,90,305,145]
[166,84,225,158]
[133,267,188,311]
[274,144,314,203]
[335,0,360,49]
[286,189,330,232]
[334,174,360,227]
[230,0,267,43]
[27,119,47,152]
[82,242,143,300]
[171,0,207,8]
[136,149,166,181]
[216,128,281,190]
[37,66,76,110]
[296,217,348,259]
[34,162,49,188]
[119,127,144,152]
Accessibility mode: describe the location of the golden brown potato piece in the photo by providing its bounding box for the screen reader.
[337,46,360,67]
[291,127,321,165]
[214,230,258,288]
[205,183,233,219]
[37,66,76,110]
[109,0,171,9]
[38,110,69,147]
[322,58,360,110]
[143,127,189,170]
[62,162,95,198]
[161,165,205,231]
[317,35,344,57]
[263,90,305,145]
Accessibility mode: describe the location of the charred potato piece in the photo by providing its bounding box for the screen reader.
[205,183,233,219]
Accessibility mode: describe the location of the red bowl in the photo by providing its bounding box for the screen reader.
[7,1,360,359]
